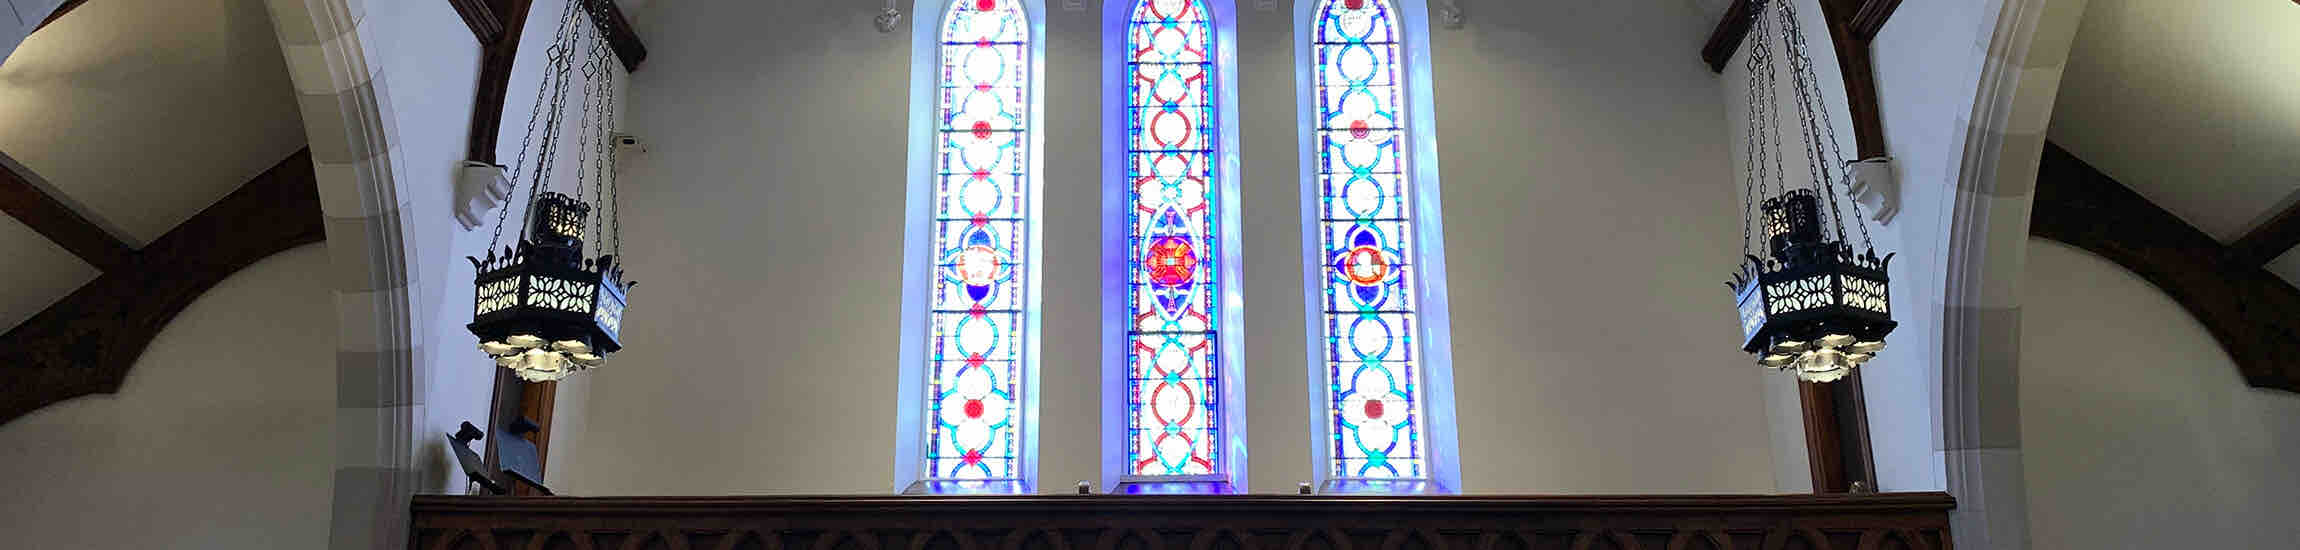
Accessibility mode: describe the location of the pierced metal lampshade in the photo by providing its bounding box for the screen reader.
[1729,191,1895,383]
[468,192,632,382]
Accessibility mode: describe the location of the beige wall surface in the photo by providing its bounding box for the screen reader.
[0,245,335,549]
[2020,239,2300,548]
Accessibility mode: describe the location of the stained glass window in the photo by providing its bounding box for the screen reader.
[926,0,1032,482]
[1125,0,1222,478]
[1312,0,1426,481]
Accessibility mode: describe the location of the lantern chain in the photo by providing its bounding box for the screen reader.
[1738,24,1760,259]
[524,0,588,247]
[491,0,584,252]
[571,18,606,249]
[1773,0,1845,247]
[1773,0,1874,252]
[1754,1,1792,263]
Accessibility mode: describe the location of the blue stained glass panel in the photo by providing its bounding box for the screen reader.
[1126,0,1223,477]
[1313,0,1426,480]
[926,0,1032,482]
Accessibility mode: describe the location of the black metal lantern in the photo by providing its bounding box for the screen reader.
[470,0,631,382]
[1725,0,1895,383]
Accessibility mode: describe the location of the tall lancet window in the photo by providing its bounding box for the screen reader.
[898,0,1043,494]
[1105,0,1244,492]
[1300,0,1458,493]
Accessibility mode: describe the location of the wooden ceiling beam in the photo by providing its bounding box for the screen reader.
[33,0,89,33]
[1702,0,1758,73]
[2225,202,2300,268]
[0,149,324,426]
[1704,0,1901,73]
[2031,142,2300,392]
[0,154,134,271]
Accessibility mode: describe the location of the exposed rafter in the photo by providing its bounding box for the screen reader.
[0,149,324,425]
[0,154,134,271]
[1701,0,1758,73]
[450,0,508,43]
[34,0,89,33]
[2031,142,2300,392]
[2225,201,2300,269]
[579,0,648,73]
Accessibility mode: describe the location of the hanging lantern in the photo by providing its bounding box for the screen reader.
[1725,0,1894,383]
[470,0,631,382]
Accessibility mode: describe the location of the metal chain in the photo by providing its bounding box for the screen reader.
[491,0,580,251]
[1756,4,1789,225]
[525,0,587,245]
[585,31,614,257]
[601,51,622,260]
[1739,8,1763,260]
[1774,0,1873,250]
[570,17,603,248]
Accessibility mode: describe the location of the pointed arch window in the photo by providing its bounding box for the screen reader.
[898,0,1043,494]
[1300,0,1458,493]
[1105,0,1245,492]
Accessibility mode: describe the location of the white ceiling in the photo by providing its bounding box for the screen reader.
[0,0,304,333]
[2048,0,2300,245]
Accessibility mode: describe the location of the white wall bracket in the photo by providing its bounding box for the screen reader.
[1439,1,1466,29]
[1846,157,1898,226]
[875,7,903,33]
[454,161,515,231]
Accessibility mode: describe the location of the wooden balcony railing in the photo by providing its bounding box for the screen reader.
[411,493,1953,550]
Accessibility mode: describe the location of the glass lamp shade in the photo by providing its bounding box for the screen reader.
[468,193,631,381]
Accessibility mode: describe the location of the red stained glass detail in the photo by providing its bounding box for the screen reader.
[1340,246,1390,285]
[1145,237,1199,286]
[964,399,986,419]
[972,121,994,140]
[1363,399,1385,420]
[1344,0,1365,9]
[976,0,996,11]
[1349,120,1372,139]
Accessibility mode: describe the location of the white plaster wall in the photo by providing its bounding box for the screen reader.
[2019,239,2300,548]
[551,0,1777,495]
[0,244,335,549]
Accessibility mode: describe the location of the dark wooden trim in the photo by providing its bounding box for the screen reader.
[1702,0,1758,73]
[1815,0,1888,160]
[578,0,648,73]
[449,0,507,43]
[0,149,325,425]
[33,0,89,33]
[2032,142,2300,392]
[411,493,1955,550]
[1844,0,1903,40]
[1796,381,1849,493]
[0,155,135,271]
[2226,202,2300,268]
[464,0,537,164]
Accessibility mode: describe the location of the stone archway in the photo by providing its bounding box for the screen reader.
[259,1,422,549]
[1941,0,2091,548]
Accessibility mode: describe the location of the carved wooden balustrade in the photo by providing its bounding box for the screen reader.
[411,493,1953,550]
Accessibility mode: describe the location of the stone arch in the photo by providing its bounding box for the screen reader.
[259,1,422,550]
[1942,0,2092,548]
